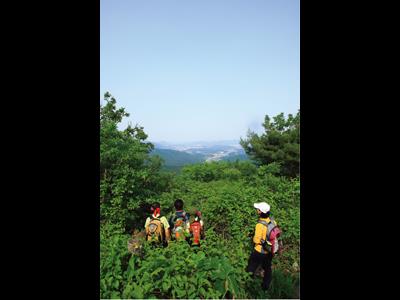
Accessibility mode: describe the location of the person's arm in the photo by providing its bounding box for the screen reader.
[167,215,173,237]
[144,217,150,233]
[165,227,171,242]
[161,217,171,241]
[253,223,264,246]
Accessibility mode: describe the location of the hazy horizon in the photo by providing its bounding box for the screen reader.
[150,139,243,145]
[101,0,299,143]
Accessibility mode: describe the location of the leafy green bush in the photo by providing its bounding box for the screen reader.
[101,165,300,299]
[241,111,300,177]
[100,93,173,232]
[100,230,131,299]
[181,161,258,182]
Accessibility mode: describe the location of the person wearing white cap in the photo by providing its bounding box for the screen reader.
[245,202,278,291]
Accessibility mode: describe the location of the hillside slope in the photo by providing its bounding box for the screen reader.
[151,148,205,168]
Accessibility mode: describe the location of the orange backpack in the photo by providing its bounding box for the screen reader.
[190,221,202,245]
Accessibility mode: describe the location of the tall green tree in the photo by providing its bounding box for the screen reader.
[100,92,172,232]
[240,111,300,177]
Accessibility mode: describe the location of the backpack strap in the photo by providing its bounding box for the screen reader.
[258,221,270,239]
[258,220,269,226]
[183,211,190,222]
[171,213,178,224]
[151,215,163,223]
[258,219,277,242]
[260,218,277,241]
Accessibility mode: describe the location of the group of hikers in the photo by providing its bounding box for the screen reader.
[142,199,281,291]
[144,199,205,247]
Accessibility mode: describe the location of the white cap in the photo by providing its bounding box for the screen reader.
[254,202,270,213]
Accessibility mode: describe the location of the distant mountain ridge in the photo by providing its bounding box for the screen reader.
[151,148,205,165]
[153,140,242,151]
[150,140,248,172]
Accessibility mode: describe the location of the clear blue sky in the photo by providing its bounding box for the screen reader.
[100,0,299,143]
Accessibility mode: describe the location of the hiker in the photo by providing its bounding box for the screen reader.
[168,199,190,241]
[144,202,170,246]
[189,210,205,247]
[246,202,281,291]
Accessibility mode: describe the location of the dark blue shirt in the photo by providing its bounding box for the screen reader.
[169,210,190,228]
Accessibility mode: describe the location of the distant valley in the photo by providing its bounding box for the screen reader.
[150,140,248,172]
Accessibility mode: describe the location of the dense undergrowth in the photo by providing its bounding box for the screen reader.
[100,94,300,299]
[101,162,300,299]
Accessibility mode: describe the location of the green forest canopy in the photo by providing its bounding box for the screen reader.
[240,111,300,177]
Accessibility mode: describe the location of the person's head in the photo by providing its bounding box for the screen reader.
[151,202,161,215]
[194,210,202,221]
[253,202,271,218]
[260,211,271,218]
[174,199,184,211]
[151,202,160,210]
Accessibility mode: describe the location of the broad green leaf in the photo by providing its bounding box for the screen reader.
[176,289,186,298]
[132,284,144,299]
[150,267,164,276]
[122,284,132,299]
[162,280,170,293]
[215,278,226,295]
[113,280,119,289]
[198,287,207,296]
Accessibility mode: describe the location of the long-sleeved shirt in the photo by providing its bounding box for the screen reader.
[253,217,277,254]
